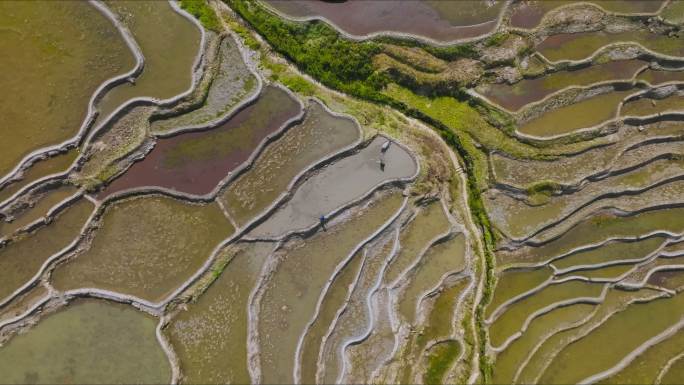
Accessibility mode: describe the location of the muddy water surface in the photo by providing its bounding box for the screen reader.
[0,198,94,303]
[0,185,79,239]
[637,68,684,85]
[316,236,398,384]
[167,242,274,384]
[299,250,365,384]
[51,195,233,303]
[100,86,301,197]
[222,100,360,225]
[622,94,684,117]
[384,202,451,285]
[258,191,403,384]
[264,0,503,42]
[251,136,416,238]
[0,300,170,384]
[0,1,134,178]
[518,89,634,137]
[95,0,202,126]
[0,149,78,205]
[499,207,684,266]
[397,234,466,324]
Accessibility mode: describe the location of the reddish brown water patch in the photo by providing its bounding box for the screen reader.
[265,0,503,42]
[99,86,300,197]
[481,59,644,111]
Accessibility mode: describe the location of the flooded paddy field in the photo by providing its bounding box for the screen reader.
[509,1,666,29]
[0,300,170,384]
[220,99,360,226]
[150,35,258,134]
[99,85,300,197]
[5,0,684,383]
[264,0,504,42]
[517,88,636,137]
[0,0,134,179]
[166,242,274,384]
[249,136,417,238]
[478,60,645,111]
[537,30,684,63]
[0,198,94,304]
[0,149,78,206]
[94,0,202,126]
[50,195,234,303]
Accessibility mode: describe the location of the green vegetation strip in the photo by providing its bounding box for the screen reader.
[180,0,220,31]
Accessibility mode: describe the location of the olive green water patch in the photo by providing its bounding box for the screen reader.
[317,235,397,384]
[298,250,364,385]
[51,195,233,303]
[95,0,202,125]
[516,287,662,383]
[492,303,596,384]
[622,94,684,117]
[400,278,470,385]
[518,90,634,137]
[343,288,396,383]
[0,300,170,384]
[637,68,684,85]
[552,236,665,271]
[167,241,274,384]
[660,353,684,384]
[661,0,684,25]
[498,207,684,266]
[488,280,604,348]
[222,100,360,226]
[151,35,257,134]
[419,278,470,351]
[0,1,134,178]
[0,285,48,326]
[0,149,78,205]
[598,323,684,384]
[489,157,684,239]
[0,185,79,239]
[540,292,684,384]
[384,201,451,286]
[479,60,644,111]
[257,191,403,384]
[0,198,94,303]
[537,31,684,63]
[486,267,552,319]
[567,263,635,280]
[397,234,466,325]
[423,340,461,385]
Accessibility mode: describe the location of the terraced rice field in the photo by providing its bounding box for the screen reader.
[2,0,684,384]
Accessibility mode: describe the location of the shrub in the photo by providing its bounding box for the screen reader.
[180,0,220,31]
